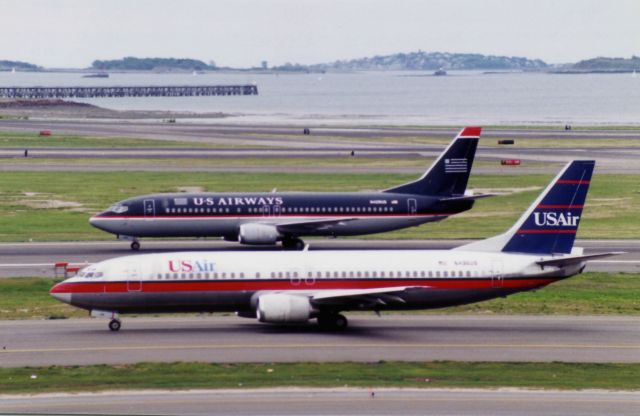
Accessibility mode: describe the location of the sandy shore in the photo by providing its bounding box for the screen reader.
[0,99,229,120]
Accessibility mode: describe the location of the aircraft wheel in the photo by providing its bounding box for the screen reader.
[130,241,140,251]
[317,313,348,330]
[282,237,305,251]
[108,319,121,332]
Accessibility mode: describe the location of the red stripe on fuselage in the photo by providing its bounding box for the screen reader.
[52,277,559,295]
[92,213,452,220]
[516,229,577,234]
[536,205,584,209]
[555,180,590,185]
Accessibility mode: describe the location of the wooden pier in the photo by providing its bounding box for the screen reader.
[0,85,258,99]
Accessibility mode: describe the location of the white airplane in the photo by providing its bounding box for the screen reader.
[51,160,618,331]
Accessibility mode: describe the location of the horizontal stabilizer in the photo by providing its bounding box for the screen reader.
[536,252,624,268]
[438,194,494,202]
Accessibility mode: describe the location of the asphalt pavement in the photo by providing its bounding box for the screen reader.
[0,239,637,278]
[1,315,638,367]
[2,388,639,416]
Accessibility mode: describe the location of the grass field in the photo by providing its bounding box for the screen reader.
[1,361,639,394]
[0,171,636,241]
[0,131,255,148]
[2,273,638,320]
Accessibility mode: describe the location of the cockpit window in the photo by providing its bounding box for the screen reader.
[77,267,102,278]
[108,203,129,214]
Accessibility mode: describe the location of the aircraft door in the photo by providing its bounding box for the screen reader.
[262,205,282,217]
[491,260,504,288]
[126,265,142,292]
[143,199,155,218]
[408,198,418,215]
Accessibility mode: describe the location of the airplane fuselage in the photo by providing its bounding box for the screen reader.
[90,192,474,240]
[51,249,580,315]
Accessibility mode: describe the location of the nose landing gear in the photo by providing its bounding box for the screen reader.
[130,241,140,251]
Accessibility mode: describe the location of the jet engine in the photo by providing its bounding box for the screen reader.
[238,223,281,245]
[257,294,313,323]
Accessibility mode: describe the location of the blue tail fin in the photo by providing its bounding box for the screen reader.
[502,160,594,254]
[455,160,595,255]
[383,126,480,196]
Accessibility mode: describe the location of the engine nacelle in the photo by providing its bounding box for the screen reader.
[238,223,280,245]
[257,294,313,323]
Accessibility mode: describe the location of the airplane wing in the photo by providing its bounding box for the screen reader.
[275,217,358,233]
[536,252,624,268]
[310,286,422,309]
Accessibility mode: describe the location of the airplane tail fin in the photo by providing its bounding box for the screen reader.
[455,160,595,255]
[383,127,480,197]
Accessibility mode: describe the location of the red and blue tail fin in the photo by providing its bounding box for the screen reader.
[455,160,595,255]
[383,126,480,196]
[502,160,594,254]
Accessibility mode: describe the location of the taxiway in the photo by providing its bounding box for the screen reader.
[1,315,638,367]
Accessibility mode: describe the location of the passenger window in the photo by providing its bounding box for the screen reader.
[230,272,235,279]
[341,271,346,278]
[316,271,322,278]
[372,271,377,278]
[436,271,441,278]
[443,271,448,278]
[256,272,261,279]
[389,271,394,278]
[221,272,226,278]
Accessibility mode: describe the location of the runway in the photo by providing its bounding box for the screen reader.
[2,388,639,416]
[2,119,640,141]
[1,120,639,173]
[1,146,638,174]
[0,239,637,278]
[1,315,638,367]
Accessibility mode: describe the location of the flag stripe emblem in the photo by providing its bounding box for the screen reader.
[444,158,468,173]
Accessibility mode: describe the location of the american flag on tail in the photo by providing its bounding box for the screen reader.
[444,158,468,173]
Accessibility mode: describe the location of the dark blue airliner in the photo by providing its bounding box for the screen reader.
[90,127,483,250]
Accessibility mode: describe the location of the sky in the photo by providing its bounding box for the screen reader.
[2,0,639,68]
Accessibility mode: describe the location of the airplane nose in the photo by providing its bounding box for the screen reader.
[89,215,110,232]
[50,283,72,304]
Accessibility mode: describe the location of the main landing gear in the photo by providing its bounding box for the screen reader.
[130,241,140,251]
[282,237,305,251]
[317,313,348,330]
[108,318,122,332]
